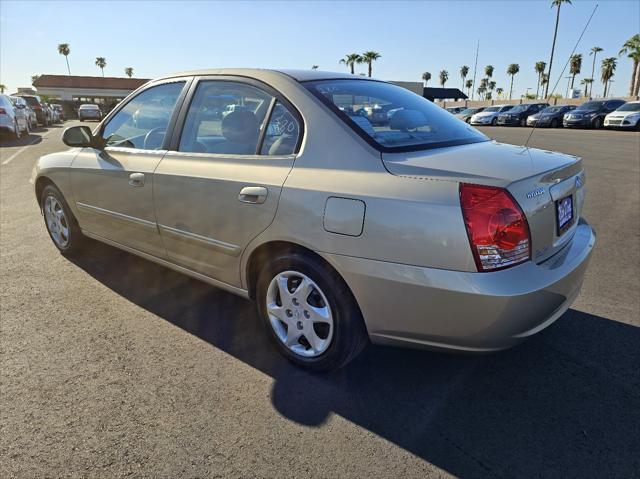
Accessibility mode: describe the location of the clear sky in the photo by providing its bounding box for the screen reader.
[1,0,638,98]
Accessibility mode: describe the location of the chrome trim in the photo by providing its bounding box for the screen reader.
[158,224,241,256]
[82,230,250,299]
[76,202,157,230]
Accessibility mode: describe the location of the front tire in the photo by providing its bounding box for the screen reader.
[256,252,368,372]
[551,118,559,128]
[491,117,497,126]
[592,117,603,129]
[41,184,86,255]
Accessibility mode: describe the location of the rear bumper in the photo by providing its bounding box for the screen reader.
[321,218,595,352]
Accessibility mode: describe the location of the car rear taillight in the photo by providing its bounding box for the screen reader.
[0,108,6,114]
[459,183,531,272]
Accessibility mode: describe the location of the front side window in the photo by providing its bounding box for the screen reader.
[102,81,185,150]
[305,79,487,151]
[179,81,273,155]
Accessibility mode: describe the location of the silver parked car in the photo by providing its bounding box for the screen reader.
[34,69,595,371]
[78,104,102,121]
[0,94,30,139]
[470,104,514,125]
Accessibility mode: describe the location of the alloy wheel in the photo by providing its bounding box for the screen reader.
[44,195,70,248]
[265,270,334,358]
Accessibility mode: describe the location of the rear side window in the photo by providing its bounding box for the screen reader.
[179,81,273,155]
[260,101,300,155]
[305,79,487,152]
[102,81,185,150]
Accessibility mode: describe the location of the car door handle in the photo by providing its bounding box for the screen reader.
[238,186,268,204]
[128,172,145,187]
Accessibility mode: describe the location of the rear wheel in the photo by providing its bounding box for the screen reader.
[491,117,498,126]
[592,117,603,129]
[41,184,86,255]
[256,252,368,372]
[551,118,559,128]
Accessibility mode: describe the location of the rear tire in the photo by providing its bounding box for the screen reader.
[491,117,497,126]
[551,118,559,128]
[256,251,368,372]
[40,184,86,255]
[592,117,603,129]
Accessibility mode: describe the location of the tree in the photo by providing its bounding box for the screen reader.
[31,75,41,85]
[601,57,617,97]
[488,80,496,99]
[95,57,107,77]
[0,84,5,93]
[422,71,432,85]
[439,70,449,87]
[507,63,520,99]
[569,53,582,90]
[545,0,572,98]
[361,51,381,77]
[311,65,319,70]
[124,67,134,78]
[535,61,546,98]
[484,65,494,79]
[58,43,71,75]
[619,34,640,96]
[339,54,362,74]
[460,65,470,90]
[589,46,603,96]
[479,78,488,100]
[496,87,504,98]
[465,79,473,97]
[581,78,594,97]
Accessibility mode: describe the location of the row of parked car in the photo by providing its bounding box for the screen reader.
[446,99,640,130]
[0,93,66,139]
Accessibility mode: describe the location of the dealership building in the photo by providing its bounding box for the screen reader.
[32,74,149,104]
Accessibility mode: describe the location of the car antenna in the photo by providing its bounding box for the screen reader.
[524,3,599,149]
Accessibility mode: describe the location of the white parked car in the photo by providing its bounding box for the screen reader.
[470,105,514,126]
[604,101,640,130]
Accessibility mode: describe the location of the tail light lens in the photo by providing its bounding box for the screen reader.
[460,183,531,272]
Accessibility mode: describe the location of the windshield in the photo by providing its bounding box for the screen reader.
[575,101,603,111]
[483,106,500,112]
[305,80,487,151]
[509,105,528,113]
[616,102,640,112]
[459,108,475,115]
[542,106,564,113]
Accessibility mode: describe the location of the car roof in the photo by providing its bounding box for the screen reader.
[156,68,365,83]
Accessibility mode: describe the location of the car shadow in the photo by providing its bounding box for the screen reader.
[68,239,640,478]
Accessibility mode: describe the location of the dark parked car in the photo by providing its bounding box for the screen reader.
[527,104,577,128]
[563,99,626,129]
[17,94,50,126]
[497,103,548,126]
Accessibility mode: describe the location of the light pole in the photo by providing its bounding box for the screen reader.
[564,76,572,98]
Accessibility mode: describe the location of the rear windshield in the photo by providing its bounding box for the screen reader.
[304,79,488,152]
[616,102,640,112]
[79,104,99,110]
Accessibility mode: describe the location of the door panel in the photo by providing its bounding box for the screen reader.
[153,154,294,285]
[70,147,167,257]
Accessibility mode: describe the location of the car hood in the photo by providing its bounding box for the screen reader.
[473,111,499,118]
[381,140,579,186]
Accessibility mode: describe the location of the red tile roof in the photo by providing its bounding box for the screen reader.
[33,75,150,90]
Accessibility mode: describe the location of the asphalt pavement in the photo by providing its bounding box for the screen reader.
[1,123,638,478]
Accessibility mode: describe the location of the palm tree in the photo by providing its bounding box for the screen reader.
[95,57,107,77]
[0,84,5,93]
[439,70,449,87]
[361,51,381,77]
[465,79,473,97]
[496,87,504,98]
[58,43,71,75]
[339,54,362,74]
[507,63,520,99]
[619,34,640,96]
[601,57,617,97]
[589,46,603,95]
[484,65,494,79]
[581,78,594,97]
[477,84,487,100]
[124,67,134,78]
[569,53,582,90]
[545,0,572,98]
[311,65,319,70]
[460,65,470,90]
[488,80,496,98]
[479,78,489,100]
[422,71,432,86]
[31,75,41,85]
[535,61,546,98]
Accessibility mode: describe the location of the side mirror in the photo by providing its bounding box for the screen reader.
[62,125,105,149]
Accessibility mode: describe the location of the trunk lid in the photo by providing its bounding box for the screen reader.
[382,140,585,264]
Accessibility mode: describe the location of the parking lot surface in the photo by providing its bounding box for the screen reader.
[1,123,639,478]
